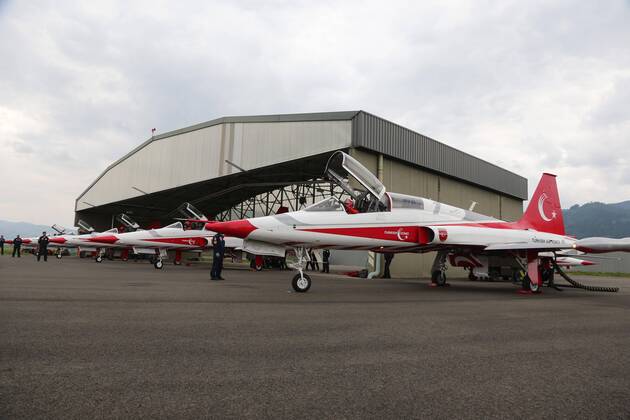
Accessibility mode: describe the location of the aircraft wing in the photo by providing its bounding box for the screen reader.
[483,242,574,251]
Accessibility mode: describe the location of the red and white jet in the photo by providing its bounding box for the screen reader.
[75,222,243,269]
[206,151,628,293]
[49,228,121,260]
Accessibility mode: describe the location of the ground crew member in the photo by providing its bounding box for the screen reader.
[211,233,225,280]
[322,249,330,273]
[0,235,5,255]
[383,253,394,278]
[306,249,319,271]
[37,231,50,262]
[12,235,22,258]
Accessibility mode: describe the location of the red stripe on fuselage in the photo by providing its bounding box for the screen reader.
[300,226,430,243]
[140,237,207,247]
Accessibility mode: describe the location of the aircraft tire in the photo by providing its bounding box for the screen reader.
[292,273,311,293]
[56,253,62,259]
[431,270,446,286]
[154,260,164,270]
[96,255,103,263]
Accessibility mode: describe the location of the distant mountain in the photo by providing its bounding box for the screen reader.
[564,200,630,239]
[0,220,52,239]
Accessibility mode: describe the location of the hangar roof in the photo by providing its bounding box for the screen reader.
[76,111,527,224]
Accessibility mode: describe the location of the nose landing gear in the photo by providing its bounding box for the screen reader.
[290,247,312,292]
[153,249,167,269]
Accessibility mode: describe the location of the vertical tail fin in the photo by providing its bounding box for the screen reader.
[518,173,565,235]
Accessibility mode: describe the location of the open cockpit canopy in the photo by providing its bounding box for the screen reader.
[164,221,183,229]
[177,202,207,221]
[77,219,95,234]
[304,197,346,212]
[324,151,388,213]
[116,213,140,230]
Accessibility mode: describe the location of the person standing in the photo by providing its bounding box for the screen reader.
[37,231,50,262]
[306,249,319,271]
[210,233,226,280]
[12,235,23,258]
[322,249,330,273]
[0,235,5,255]
[383,253,394,279]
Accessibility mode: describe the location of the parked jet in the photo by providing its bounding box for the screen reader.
[206,151,627,293]
[77,222,243,269]
[49,228,121,260]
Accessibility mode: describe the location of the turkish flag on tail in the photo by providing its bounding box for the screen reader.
[517,173,565,235]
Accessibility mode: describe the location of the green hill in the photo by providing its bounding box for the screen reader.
[563,201,630,239]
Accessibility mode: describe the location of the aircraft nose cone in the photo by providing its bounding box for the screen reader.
[206,220,257,238]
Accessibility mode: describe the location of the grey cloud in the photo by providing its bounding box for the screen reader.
[1,0,630,225]
[11,141,34,154]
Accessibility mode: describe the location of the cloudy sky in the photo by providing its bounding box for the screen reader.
[1,0,629,227]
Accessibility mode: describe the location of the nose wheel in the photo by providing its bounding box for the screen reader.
[95,255,103,263]
[154,259,164,269]
[289,247,313,292]
[292,272,311,293]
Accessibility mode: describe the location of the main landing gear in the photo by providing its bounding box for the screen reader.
[290,247,312,293]
[430,251,449,287]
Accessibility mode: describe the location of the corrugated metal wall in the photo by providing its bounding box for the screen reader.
[352,112,527,200]
[77,120,352,210]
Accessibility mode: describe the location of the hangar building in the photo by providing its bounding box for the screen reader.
[75,111,528,277]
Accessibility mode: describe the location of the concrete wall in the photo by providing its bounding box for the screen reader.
[350,148,524,278]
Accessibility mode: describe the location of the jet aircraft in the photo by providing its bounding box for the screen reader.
[206,151,629,293]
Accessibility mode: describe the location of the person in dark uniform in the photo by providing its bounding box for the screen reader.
[210,233,226,280]
[12,235,23,258]
[0,235,5,255]
[306,249,319,271]
[37,231,50,262]
[383,253,394,278]
[322,249,330,273]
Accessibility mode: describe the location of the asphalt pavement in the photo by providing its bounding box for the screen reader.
[1,255,629,419]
